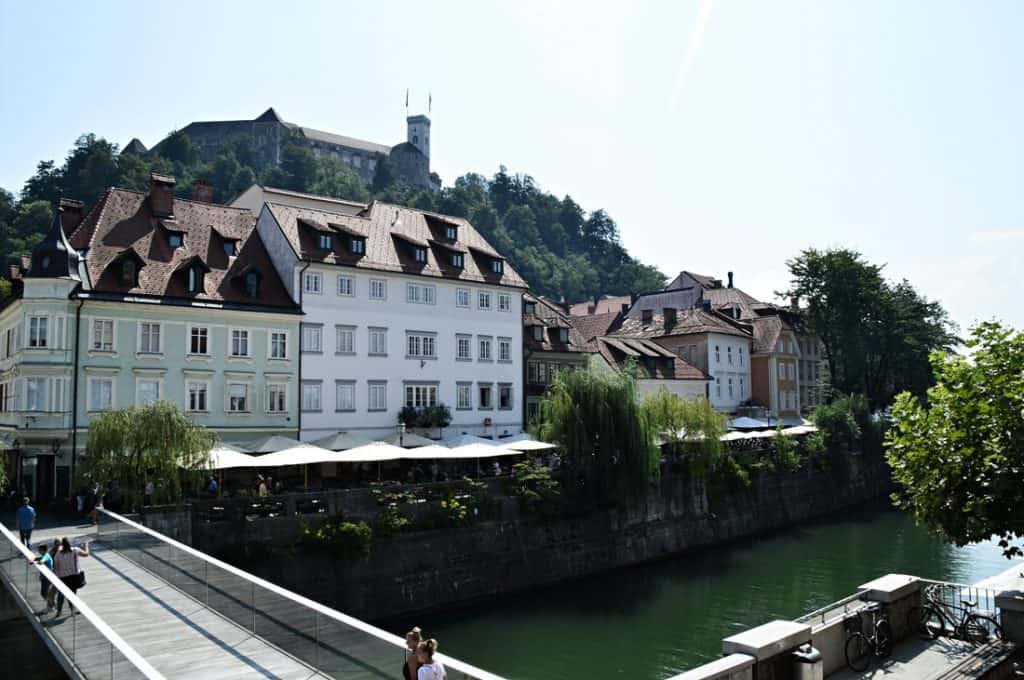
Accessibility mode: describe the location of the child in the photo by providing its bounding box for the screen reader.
[34,543,54,611]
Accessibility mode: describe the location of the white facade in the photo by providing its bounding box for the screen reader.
[706,332,752,412]
[636,378,707,402]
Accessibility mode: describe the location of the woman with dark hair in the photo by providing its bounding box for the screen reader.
[53,537,89,617]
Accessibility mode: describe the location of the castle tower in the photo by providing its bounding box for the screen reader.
[406,114,431,160]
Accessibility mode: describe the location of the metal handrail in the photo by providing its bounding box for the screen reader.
[0,523,165,679]
[794,590,868,627]
[98,508,505,680]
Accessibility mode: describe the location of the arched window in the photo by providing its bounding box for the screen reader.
[244,272,260,298]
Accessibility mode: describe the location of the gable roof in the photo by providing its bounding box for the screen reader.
[611,308,751,340]
[69,187,298,310]
[568,294,632,316]
[264,200,528,289]
[750,315,799,355]
[595,337,709,381]
[524,294,593,354]
[569,311,624,349]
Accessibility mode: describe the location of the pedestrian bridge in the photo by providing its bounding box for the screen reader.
[0,509,502,680]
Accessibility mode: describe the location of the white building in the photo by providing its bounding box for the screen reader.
[238,187,528,441]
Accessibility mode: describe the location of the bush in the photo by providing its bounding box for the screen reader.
[301,518,372,559]
[802,431,829,468]
[374,504,411,537]
[813,395,862,449]
[508,460,562,518]
[771,429,802,472]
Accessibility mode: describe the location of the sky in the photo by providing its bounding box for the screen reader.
[2,0,1022,332]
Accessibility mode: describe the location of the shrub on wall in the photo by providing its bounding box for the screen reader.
[508,460,562,518]
[301,518,373,560]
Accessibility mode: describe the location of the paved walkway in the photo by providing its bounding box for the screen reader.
[830,635,1014,680]
[14,521,329,680]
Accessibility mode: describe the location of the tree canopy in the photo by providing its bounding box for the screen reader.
[886,322,1024,558]
[4,133,664,303]
[80,401,215,509]
[641,388,727,461]
[783,248,957,407]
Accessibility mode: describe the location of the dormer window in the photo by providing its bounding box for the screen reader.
[223,240,239,257]
[414,247,427,264]
[450,253,464,268]
[491,259,504,274]
[187,266,202,294]
[168,233,183,249]
[350,238,365,255]
[319,234,333,250]
[524,302,536,315]
[244,271,260,298]
[445,226,457,241]
[533,327,544,341]
[559,328,569,343]
[121,260,137,287]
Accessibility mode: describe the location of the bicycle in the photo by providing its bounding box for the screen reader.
[845,602,894,672]
[907,585,1002,644]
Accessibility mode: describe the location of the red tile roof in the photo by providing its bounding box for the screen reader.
[524,294,592,354]
[595,337,708,381]
[568,311,625,349]
[568,295,632,316]
[69,188,298,310]
[611,308,751,340]
[264,201,527,288]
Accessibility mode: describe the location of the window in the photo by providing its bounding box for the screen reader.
[445,226,457,241]
[406,283,436,304]
[728,378,733,398]
[91,319,114,351]
[499,384,513,410]
[478,383,493,409]
[498,338,511,362]
[26,377,48,411]
[351,238,365,255]
[457,383,472,410]
[715,377,721,398]
[336,326,355,354]
[414,247,427,263]
[168,233,183,249]
[498,293,511,312]
[187,382,208,412]
[187,267,202,293]
[139,322,161,354]
[304,272,322,295]
[456,288,470,308]
[450,253,464,269]
[230,329,250,357]
[558,328,569,343]
[137,378,160,406]
[302,325,323,353]
[368,381,387,411]
[223,240,238,257]
[337,275,354,296]
[491,259,504,274]
[301,382,322,411]
[456,334,472,360]
[727,347,733,364]
[28,316,48,348]
[715,345,721,363]
[478,291,492,310]
[528,362,541,383]
[368,327,387,356]
[527,402,540,423]
[336,382,355,411]
[739,347,744,366]
[353,154,362,168]
[739,378,745,398]
[120,259,137,286]
[319,233,333,250]
[478,336,492,361]
[370,278,386,300]
[406,333,436,358]
[270,331,288,359]
[227,383,250,413]
[88,377,113,411]
[533,327,544,341]
[244,272,260,298]
[404,384,438,408]
[267,383,287,413]
[189,326,209,355]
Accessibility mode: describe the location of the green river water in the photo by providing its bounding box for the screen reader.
[395,502,1017,680]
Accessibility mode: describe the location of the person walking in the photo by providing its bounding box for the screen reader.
[53,537,90,617]
[416,639,446,680]
[34,543,55,612]
[143,479,154,507]
[15,497,36,546]
[403,627,422,680]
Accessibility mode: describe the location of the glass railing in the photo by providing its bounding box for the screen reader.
[0,523,164,680]
[97,508,503,680]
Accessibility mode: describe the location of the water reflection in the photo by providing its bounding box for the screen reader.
[398,502,1014,680]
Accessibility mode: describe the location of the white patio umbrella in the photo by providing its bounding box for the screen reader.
[206,447,260,469]
[442,433,499,447]
[402,444,453,460]
[380,432,437,448]
[332,442,408,462]
[500,438,557,452]
[312,431,374,451]
[245,434,304,454]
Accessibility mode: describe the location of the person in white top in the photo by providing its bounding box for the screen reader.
[53,537,90,617]
[416,638,446,680]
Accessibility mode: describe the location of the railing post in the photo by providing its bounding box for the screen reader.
[110,641,115,678]
[315,611,320,670]
[251,581,256,633]
[72,602,77,660]
[204,561,209,606]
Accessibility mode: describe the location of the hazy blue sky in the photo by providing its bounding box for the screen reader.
[2,1,1021,331]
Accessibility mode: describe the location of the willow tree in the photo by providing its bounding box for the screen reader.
[536,367,658,503]
[641,388,726,462]
[81,401,215,510]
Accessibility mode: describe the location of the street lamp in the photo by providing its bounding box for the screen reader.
[398,421,406,447]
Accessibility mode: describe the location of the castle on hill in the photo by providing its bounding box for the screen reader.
[125,107,440,191]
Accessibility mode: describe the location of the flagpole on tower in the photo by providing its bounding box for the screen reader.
[429,91,432,114]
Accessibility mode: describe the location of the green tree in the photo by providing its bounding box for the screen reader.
[312,156,371,202]
[0,279,12,307]
[886,322,1024,558]
[8,200,53,260]
[157,130,200,167]
[641,388,727,461]
[536,367,658,503]
[21,160,64,205]
[62,134,121,206]
[79,401,215,510]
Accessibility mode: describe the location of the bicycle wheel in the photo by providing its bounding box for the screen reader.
[907,605,941,639]
[963,614,1002,644]
[875,618,894,658]
[845,632,872,672]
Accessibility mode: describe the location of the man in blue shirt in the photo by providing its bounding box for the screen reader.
[15,497,36,546]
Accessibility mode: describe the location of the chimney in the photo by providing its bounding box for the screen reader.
[641,308,654,325]
[149,173,176,218]
[191,179,214,204]
[727,271,734,288]
[59,198,85,234]
[663,307,677,328]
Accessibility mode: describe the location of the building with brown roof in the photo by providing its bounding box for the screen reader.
[523,294,595,424]
[240,186,528,442]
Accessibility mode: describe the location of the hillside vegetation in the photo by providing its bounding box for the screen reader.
[1,132,665,301]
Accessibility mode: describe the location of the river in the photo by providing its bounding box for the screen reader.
[397,502,1016,680]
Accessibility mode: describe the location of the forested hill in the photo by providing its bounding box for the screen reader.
[0,132,666,301]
